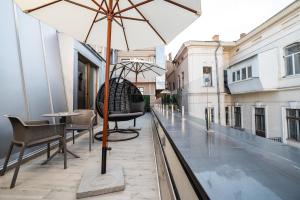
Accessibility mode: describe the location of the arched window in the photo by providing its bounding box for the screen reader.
[284,42,300,76]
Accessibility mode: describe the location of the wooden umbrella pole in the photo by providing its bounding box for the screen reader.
[101,0,113,174]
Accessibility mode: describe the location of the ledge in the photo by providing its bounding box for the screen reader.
[152,108,300,200]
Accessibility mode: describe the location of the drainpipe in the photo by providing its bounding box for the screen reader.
[215,41,221,125]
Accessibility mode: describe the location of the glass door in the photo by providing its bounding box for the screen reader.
[77,57,97,110]
[255,108,266,138]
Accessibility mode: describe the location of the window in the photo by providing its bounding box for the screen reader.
[138,87,144,95]
[247,66,252,78]
[224,70,230,93]
[242,68,247,80]
[234,107,242,128]
[284,43,300,76]
[237,70,240,81]
[225,107,229,125]
[182,72,184,89]
[203,66,212,86]
[173,82,175,90]
[178,75,181,89]
[232,72,236,82]
[287,109,300,142]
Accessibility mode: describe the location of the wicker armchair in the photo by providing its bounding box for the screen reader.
[0,116,66,188]
[66,109,96,151]
[94,77,145,141]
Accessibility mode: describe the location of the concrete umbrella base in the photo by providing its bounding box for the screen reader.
[76,165,125,199]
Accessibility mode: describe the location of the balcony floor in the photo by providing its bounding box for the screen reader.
[0,114,159,200]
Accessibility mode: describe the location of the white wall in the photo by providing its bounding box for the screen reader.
[233,89,300,140]
[58,34,75,111]
[228,7,300,94]
[58,33,105,111]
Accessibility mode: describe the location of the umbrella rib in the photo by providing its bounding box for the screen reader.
[112,0,120,13]
[95,16,107,23]
[90,0,107,13]
[140,65,165,73]
[25,0,63,13]
[124,68,132,78]
[127,0,167,45]
[114,0,154,16]
[103,0,109,11]
[148,68,162,75]
[113,18,122,27]
[113,16,146,22]
[141,64,165,71]
[64,0,106,15]
[141,71,146,79]
[163,0,200,15]
[85,0,106,43]
[137,62,145,72]
[116,2,130,51]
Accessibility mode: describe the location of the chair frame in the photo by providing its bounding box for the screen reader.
[66,109,96,151]
[0,116,66,188]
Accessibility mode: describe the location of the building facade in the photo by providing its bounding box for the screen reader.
[167,1,300,147]
[227,1,300,147]
[166,39,235,125]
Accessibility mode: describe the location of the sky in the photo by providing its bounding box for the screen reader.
[165,0,295,57]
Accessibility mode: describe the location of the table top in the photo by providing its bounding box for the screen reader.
[42,112,81,117]
[153,108,300,200]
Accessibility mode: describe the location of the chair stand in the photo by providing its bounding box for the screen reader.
[94,122,139,142]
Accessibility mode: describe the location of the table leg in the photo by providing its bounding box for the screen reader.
[66,149,80,158]
[61,116,80,158]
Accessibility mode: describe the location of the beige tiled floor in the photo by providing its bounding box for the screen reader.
[0,114,159,200]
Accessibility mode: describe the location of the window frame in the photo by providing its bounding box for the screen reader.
[284,43,300,76]
[247,66,252,78]
[242,68,247,80]
[286,109,300,142]
[232,71,236,82]
[237,70,241,81]
[203,66,212,87]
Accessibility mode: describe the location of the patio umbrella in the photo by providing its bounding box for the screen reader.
[112,59,165,83]
[14,0,201,174]
[112,59,165,126]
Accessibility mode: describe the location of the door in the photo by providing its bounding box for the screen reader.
[77,58,97,110]
[255,108,266,137]
[234,107,241,128]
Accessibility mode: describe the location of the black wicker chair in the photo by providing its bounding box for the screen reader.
[94,77,145,142]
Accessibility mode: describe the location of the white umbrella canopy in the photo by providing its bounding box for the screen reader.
[14,0,201,174]
[14,0,201,50]
[112,59,165,82]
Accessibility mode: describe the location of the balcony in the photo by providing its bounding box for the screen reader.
[228,77,263,94]
[0,116,161,200]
